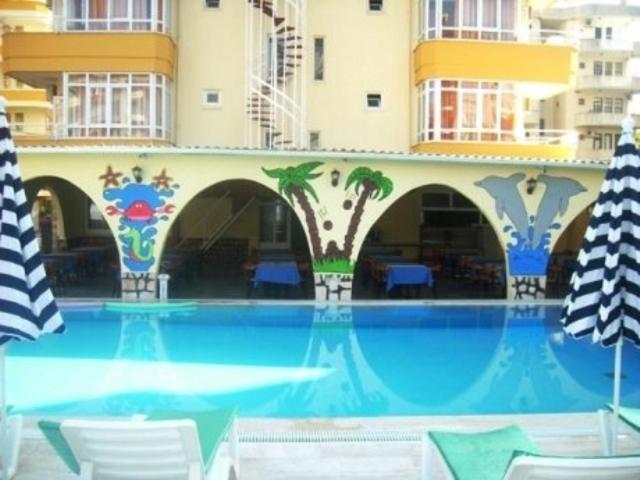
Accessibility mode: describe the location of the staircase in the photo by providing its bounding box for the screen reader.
[246,0,306,149]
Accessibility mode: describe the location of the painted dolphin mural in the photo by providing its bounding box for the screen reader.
[474,173,530,240]
[531,174,586,249]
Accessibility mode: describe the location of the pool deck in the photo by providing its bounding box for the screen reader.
[14,412,640,479]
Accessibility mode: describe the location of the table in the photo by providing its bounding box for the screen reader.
[386,264,434,292]
[252,262,302,286]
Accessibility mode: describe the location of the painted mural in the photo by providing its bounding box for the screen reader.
[263,162,394,301]
[476,173,585,299]
[100,166,179,273]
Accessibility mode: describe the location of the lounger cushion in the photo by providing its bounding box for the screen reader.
[37,420,81,475]
[146,407,237,471]
[429,425,539,480]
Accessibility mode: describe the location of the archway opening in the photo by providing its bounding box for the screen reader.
[353,185,505,299]
[161,179,313,299]
[546,205,591,299]
[24,177,119,298]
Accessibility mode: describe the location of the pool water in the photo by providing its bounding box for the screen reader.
[7,303,640,417]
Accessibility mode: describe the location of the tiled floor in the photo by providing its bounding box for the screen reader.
[13,413,640,479]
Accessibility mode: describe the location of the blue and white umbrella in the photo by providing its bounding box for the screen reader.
[561,117,640,454]
[0,97,65,477]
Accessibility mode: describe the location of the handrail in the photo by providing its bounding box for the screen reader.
[174,190,231,250]
[200,196,256,254]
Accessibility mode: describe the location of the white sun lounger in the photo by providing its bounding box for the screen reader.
[0,414,23,479]
[422,424,640,480]
[38,408,239,480]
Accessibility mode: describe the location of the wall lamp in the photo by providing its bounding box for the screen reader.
[331,169,340,187]
[526,176,537,195]
[132,165,143,183]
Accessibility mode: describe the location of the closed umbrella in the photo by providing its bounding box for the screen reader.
[561,116,640,454]
[0,97,65,477]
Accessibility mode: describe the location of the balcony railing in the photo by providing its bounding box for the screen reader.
[419,27,578,47]
[575,112,627,128]
[580,38,637,54]
[576,75,640,91]
[8,121,170,143]
[418,129,578,146]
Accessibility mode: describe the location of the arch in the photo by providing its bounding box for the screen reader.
[352,183,506,299]
[157,178,314,300]
[23,176,120,298]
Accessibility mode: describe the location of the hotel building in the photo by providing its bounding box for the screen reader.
[0,0,633,301]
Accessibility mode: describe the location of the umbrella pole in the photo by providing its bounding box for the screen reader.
[611,337,623,455]
[0,345,7,480]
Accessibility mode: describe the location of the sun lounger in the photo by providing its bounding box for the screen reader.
[599,404,640,456]
[38,407,238,480]
[422,424,640,480]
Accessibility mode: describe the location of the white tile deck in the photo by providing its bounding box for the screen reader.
[11,413,640,479]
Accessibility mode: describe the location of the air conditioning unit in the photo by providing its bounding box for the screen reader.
[585,19,592,26]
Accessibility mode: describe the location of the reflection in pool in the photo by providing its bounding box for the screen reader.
[7,303,640,417]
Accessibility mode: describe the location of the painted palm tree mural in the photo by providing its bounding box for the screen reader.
[263,162,394,300]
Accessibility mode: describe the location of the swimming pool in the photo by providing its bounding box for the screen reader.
[7,303,640,417]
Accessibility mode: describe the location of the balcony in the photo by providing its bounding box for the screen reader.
[576,74,640,92]
[0,88,50,108]
[575,112,629,128]
[414,32,576,99]
[413,130,578,160]
[2,31,176,88]
[579,39,639,55]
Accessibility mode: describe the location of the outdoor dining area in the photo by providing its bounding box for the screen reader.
[41,241,119,296]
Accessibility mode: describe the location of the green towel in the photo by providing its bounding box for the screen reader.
[607,404,640,434]
[146,407,237,471]
[428,425,540,480]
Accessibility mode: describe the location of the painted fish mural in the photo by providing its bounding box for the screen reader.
[101,167,179,272]
[476,173,585,276]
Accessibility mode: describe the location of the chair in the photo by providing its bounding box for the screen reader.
[0,414,23,479]
[38,408,239,480]
[422,425,640,480]
[599,405,640,456]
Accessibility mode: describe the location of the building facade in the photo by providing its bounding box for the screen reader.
[0,0,630,302]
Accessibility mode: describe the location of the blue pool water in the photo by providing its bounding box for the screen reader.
[7,303,640,418]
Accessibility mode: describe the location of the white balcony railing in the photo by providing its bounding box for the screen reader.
[575,112,627,128]
[576,75,640,91]
[418,129,578,146]
[580,38,636,54]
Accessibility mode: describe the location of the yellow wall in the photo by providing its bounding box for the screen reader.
[174,0,245,145]
[307,0,412,151]
[413,141,576,160]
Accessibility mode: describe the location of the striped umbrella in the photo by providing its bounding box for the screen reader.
[561,116,640,454]
[0,97,65,477]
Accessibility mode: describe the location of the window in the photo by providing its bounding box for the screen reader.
[614,98,624,113]
[593,97,602,112]
[259,201,290,248]
[615,62,623,76]
[578,98,585,106]
[309,131,321,149]
[418,79,516,142]
[421,189,484,227]
[603,97,613,113]
[604,133,613,150]
[64,73,171,139]
[593,61,603,76]
[14,112,24,133]
[595,27,602,39]
[314,37,324,81]
[87,200,109,230]
[204,0,221,7]
[65,0,167,32]
[579,62,585,69]
[368,0,383,12]
[605,27,613,39]
[366,93,383,110]
[592,133,602,150]
[203,89,222,107]
[604,62,613,76]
